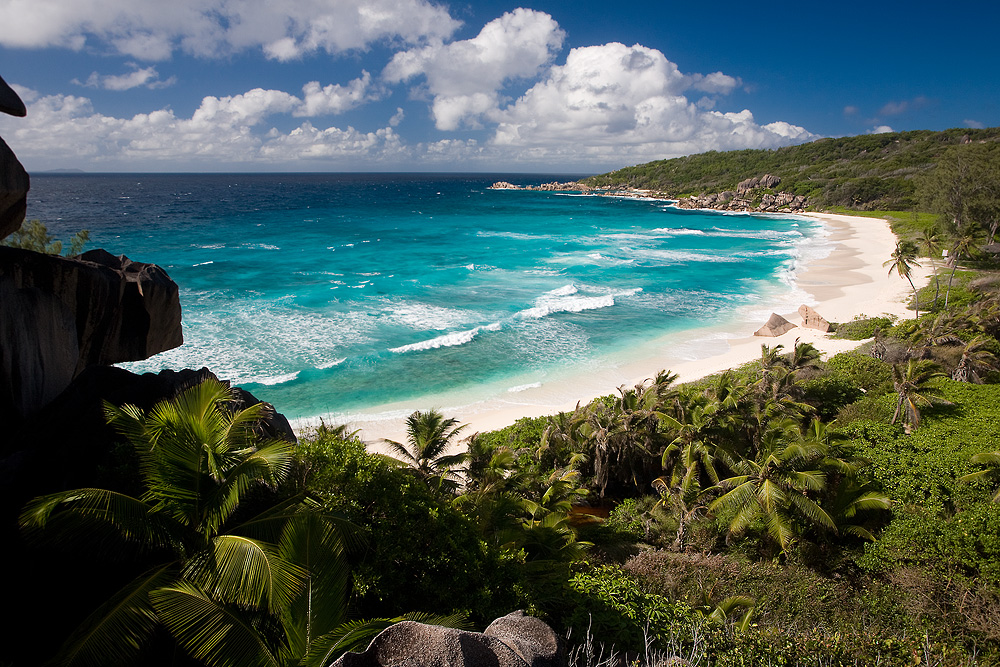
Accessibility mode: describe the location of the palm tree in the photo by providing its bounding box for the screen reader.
[917,227,943,310]
[891,359,946,432]
[944,233,977,309]
[383,409,468,493]
[709,420,837,552]
[952,335,1000,383]
[884,240,922,318]
[19,379,384,667]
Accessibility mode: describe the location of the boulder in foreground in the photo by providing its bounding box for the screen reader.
[333,611,562,667]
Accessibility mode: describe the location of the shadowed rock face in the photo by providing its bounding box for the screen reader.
[333,612,563,667]
[0,246,183,423]
[0,135,29,240]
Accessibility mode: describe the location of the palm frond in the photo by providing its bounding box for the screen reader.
[53,564,176,667]
[184,535,306,613]
[150,582,280,667]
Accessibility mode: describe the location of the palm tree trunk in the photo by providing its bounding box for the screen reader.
[945,263,958,309]
[907,275,919,318]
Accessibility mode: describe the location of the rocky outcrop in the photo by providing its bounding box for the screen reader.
[674,174,808,214]
[490,181,591,192]
[737,173,781,193]
[0,74,29,240]
[0,136,29,240]
[0,246,183,423]
[754,313,796,337]
[333,611,562,667]
[798,304,830,332]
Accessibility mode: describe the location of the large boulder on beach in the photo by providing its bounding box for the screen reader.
[754,313,796,337]
[332,611,562,667]
[0,246,183,423]
[798,304,831,332]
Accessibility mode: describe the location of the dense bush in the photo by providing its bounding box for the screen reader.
[290,426,524,625]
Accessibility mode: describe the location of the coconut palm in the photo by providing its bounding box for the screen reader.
[917,227,944,309]
[383,409,468,493]
[891,359,946,432]
[884,240,922,318]
[944,233,978,308]
[19,379,399,667]
[709,419,837,552]
[952,335,1000,383]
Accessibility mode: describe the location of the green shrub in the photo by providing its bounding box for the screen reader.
[801,374,864,420]
[834,315,896,340]
[1,219,89,255]
[290,425,524,624]
[826,350,893,395]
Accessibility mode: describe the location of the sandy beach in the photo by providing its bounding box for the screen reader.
[313,211,931,446]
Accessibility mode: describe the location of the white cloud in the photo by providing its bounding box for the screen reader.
[870,125,894,134]
[73,64,176,91]
[0,86,408,168]
[489,42,816,163]
[384,8,565,130]
[964,119,985,129]
[295,72,378,117]
[687,71,741,94]
[0,0,461,60]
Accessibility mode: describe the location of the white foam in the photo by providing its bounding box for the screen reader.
[240,371,300,386]
[193,261,214,266]
[389,322,502,354]
[651,227,706,235]
[316,358,347,369]
[547,284,578,297]
[508,382,542,392]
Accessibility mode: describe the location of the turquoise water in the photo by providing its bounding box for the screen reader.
[28,173,826,420]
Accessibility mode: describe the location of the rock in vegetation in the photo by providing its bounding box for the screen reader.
[333,611,562,667]
[798,304,831,332]
[0,246,183,423]
[754,312,796,337]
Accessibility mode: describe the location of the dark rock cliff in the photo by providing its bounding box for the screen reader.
[0,246,183,424]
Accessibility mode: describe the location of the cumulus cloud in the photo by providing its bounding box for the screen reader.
[295,72,378,117]
[489,42,815,163]
[0,0,460,60]
[964,119,985,129]
[870,125,894,134]
[72,64,176,91]
[0,86,408,168]
[687,71,741,94]
[383,8,565,130]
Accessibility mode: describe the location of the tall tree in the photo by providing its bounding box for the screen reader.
[890,359,946,433]
[18,379,398,667]
[383,409,468,494]
[917,227,943,310]
[884,240,922,318]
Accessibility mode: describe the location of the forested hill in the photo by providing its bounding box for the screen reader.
[583,127,1000,210]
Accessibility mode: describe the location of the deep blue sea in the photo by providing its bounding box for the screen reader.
[26,173,828,423]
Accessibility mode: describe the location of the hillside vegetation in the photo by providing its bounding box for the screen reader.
[583,127,1000,210]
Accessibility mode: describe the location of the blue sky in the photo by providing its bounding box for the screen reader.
[0,0,996,173]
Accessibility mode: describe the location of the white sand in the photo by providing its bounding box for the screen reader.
[299,212,930,447]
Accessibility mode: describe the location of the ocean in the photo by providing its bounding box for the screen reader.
[26,173,829,426]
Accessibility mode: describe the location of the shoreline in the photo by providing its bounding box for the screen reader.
[298,211,930,446]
